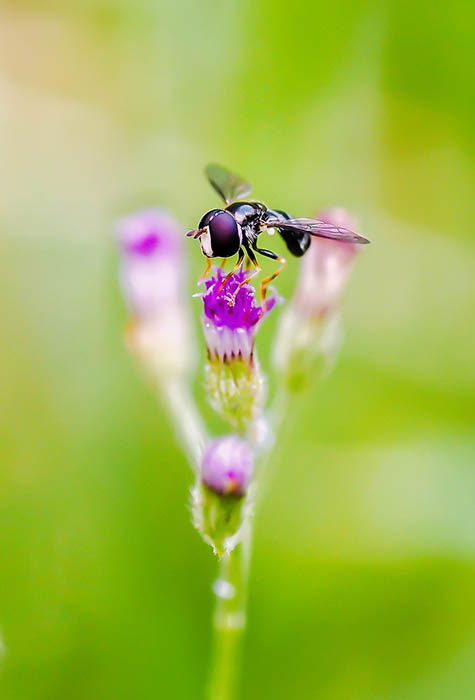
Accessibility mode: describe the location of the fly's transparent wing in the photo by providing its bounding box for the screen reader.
[264,217,370,244]
[205,164,252,204]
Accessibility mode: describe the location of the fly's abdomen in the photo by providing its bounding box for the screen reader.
[266,208,311,257]
[277,228,311,257]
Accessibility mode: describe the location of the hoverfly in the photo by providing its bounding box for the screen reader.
[187,164,370,304]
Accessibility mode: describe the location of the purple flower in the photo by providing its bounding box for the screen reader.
[293,208,360,318]
[201,436,254,497]
[116,208,193,376]
[117,208,183,320]
[273,208,365,383]
[200,268,276,362]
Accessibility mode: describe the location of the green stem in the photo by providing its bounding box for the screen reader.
[160,377,207,472]
[208,528,250,700]
[206,387,303,699]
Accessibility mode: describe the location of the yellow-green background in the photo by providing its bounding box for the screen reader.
[1,1,474,698]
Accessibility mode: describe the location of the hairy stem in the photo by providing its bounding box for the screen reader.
[208,527,250,700]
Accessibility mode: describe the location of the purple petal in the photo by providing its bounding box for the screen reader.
[202,268,274,332]
[202,436,254,497]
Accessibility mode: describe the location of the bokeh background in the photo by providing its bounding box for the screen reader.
[1,1,474,698]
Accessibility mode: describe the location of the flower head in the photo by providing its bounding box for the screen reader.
[273,208,364,388]
[201,267,276,363]
[294,208,360,319]
[117,208,183,320]
[199,268,277,430]
[201,436,254,497]
[116,208,193,377]
[193,434,255,554]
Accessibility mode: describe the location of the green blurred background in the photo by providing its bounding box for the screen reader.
[1,1,474,698]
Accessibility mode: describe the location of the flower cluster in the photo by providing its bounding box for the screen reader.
[115,194,368,696]
[116,204,366,554]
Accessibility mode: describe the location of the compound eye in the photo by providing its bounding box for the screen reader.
[207,210,241,257]
[199,209,222,230]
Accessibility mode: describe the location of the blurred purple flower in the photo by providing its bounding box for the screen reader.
[201,436,254,497]
[200,268,276,363]
[273,208,365,383]
[294,208,360,318]
[117,208,183,320]
[116,208,193,376]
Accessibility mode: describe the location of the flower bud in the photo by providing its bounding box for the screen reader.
[273,208,363,389]
[199,268,277,430]
[116,208,194,377]
[192,436,254,556]
[293,208,359,319]
[201,436,253,497]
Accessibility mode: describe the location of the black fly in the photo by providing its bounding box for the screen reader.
[187,164,370,304]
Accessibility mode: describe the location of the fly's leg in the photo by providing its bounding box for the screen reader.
[199,257,213,282]
[252,244,287,301]
[227,246,261,306]
[217,249,244,292]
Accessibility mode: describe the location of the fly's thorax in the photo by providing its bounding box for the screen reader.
[264,208,291,222]
[226,201,266,248]
[244,225,260,248]
[226,201,266,226]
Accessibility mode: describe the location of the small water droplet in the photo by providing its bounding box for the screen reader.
[213,578,235,599]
